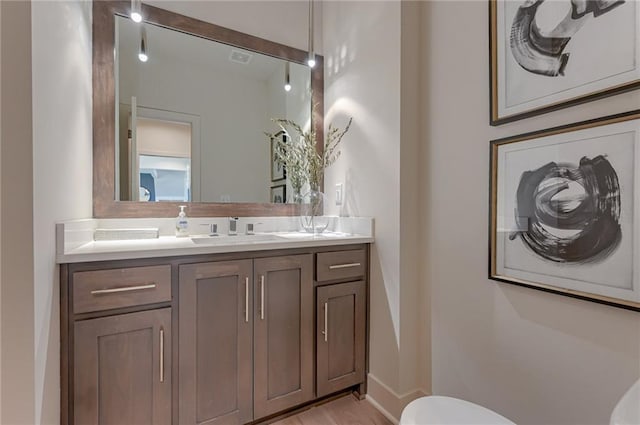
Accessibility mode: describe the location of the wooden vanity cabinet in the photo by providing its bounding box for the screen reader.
[253,255,314,418]
[315,249,368,398]
[178,260,254,425]
[316,281,366,397]
[62,245,368,425]
[74,309,172,425]
[178,254,314,424]
[63,265,173,425]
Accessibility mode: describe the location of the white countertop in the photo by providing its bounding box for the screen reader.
[58,232,373,263]
[56,217,374,263]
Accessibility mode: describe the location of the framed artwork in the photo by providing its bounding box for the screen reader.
[490,110,640,311]
[490,0,640,125]
[271,131,287,181]
[270,184,286,204]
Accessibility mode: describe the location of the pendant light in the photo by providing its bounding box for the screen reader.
[307,0,316,68]
[284,62,292,92]
[130,0,143,23]
[138,26,148,62]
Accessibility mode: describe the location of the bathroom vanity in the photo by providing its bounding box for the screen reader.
[58,224,372,424]
[65,1,371,422]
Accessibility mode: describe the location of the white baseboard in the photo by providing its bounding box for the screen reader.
[366,394,400,425]
[365,373,429,423]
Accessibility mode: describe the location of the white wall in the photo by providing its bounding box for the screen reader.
[1,1,35,424]
[119,45,271,203]
[324,1,429,418]
[145,0,322,55]
[32,1,93,424]
[421,2,640,424]
[323,1,401,391]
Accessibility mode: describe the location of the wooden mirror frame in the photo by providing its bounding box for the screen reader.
[93,1,324,217]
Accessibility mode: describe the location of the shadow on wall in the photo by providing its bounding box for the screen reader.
[368,242,401,366]
[340,167,358,217]
[497,283,640,422]
[38,273,61,423]
[500,284,640,360]
[324,0,389,80]
[326,41,356,79]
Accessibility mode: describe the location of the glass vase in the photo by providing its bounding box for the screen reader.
[298,189,329,234]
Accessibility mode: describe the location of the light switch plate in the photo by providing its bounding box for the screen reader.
[335,183,343,206]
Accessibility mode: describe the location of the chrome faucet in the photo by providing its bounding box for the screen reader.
[200,223,218,236]
[228,217,238,236]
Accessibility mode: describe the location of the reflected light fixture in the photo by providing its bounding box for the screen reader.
[131,0,143,23]
[138,26,148,62]
[284,62,292,92]
[307,0,316,68]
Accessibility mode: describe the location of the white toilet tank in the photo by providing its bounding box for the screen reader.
[400,396,516,425]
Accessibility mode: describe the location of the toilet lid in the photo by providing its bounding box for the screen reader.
[400,396,516,425]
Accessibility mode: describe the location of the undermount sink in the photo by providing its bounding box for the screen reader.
[190,233,286,245]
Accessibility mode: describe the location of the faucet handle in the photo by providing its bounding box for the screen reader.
[228,217,238,235]
[200,223,218,236]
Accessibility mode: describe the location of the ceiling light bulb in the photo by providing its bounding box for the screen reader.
[307,0,315,69]
[284,62,291,92]
[131,0,143,22]
[138,26,148,62]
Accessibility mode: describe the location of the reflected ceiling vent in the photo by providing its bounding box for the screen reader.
[229,50,253,65]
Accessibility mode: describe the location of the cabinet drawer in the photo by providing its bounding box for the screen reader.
[73,265,171,314]
[316,249,366,282]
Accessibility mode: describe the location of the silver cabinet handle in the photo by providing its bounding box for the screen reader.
[260,275,265,320]
[91,283,156,295]
[323,302,328,342]
[328,263,361,270]
[245,277,249,323]
[159,327,165,383]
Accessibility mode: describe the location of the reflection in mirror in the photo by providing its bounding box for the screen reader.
[115,15,312,204]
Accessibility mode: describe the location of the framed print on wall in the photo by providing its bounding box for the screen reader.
[490,0,640,125]
[270,184,286,204]
[489,110,640,311]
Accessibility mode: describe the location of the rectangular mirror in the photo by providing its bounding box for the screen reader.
[93,1,323,217]
[116,15,312,204]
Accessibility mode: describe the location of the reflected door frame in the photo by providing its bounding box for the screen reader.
[118,103,202,202]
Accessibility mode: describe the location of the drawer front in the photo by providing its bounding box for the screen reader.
[73,265,171,314]
[316,249,366,282]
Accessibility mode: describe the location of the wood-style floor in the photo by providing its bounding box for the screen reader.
[269,395,393,425]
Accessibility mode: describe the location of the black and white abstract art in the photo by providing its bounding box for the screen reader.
[491,0,640,124]
[490,112,640,310]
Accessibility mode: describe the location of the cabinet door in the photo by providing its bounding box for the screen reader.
[254,254,314,418]
[316,281,366,397]
[74,308,171,425]
[179,260,253,425]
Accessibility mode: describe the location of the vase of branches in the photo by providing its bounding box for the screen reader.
[266,115,352,234]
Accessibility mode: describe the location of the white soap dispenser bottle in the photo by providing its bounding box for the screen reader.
[176,205,189,237]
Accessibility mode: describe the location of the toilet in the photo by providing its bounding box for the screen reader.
[401,381,640,425]
[400,396,516,425]
[609,379,640,425]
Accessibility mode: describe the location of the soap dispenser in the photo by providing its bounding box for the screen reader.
[175,205,189,237]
